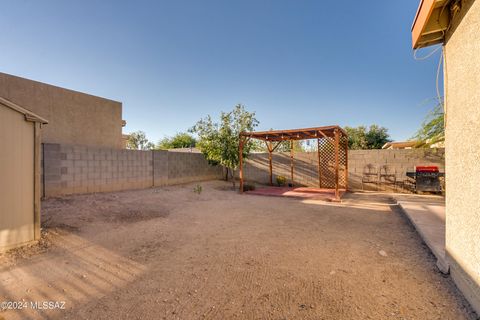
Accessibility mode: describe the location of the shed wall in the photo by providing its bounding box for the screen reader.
[0,105,35,250]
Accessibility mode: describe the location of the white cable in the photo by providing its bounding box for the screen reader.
[413,45,442,60]
[436,47,444,106]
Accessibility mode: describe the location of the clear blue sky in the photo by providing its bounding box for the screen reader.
[1,0,442,142]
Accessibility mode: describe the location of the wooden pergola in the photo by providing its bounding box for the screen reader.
[239,125,348,201]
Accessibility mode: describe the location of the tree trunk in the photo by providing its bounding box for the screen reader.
[224,167,229,181]
[230,167,236,190]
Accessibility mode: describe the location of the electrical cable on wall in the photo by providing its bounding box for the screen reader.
[412,44,444,105]
[413,44,442,60]
[436,47,444,107]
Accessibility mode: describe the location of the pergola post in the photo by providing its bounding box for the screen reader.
[239,136,244,193]
[344,133,349,191]
[317,137,322,188]
[334,128,340,201]
[266,141,273,186]
[290,140,294,187]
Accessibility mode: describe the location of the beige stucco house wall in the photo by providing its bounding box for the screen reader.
[443,0,480,313]
[0,72,124,148]
[412,0,479,312]
[0,97,47,251]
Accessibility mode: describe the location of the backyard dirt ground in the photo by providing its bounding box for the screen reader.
[0,180,477,320]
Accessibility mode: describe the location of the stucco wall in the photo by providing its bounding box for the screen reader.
[444,0,480,313]
[42,144,223,197]
[0,72,123,148]
[241,149,444,191]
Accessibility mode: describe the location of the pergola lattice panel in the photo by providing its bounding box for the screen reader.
[339,135,348,189]
[317,135,348,189]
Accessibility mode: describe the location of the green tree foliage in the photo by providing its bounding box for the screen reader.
[345,125,391,150]
[413,101,445,148]
[191,104,259,188]
[157,132,197,150]
[365,125,391,149]
[250,137,305,153]
[274,140,305,152]
[126,131,155,150]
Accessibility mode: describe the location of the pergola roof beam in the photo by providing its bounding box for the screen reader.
[242,125,346,142]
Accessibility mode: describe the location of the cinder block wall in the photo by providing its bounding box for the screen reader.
[242,148,445,191]
[42,143,222,197]
[348,149,444,191]
[242,152,336,187]
[167,152,221,185]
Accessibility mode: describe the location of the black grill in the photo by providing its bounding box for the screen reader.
[406,166,444,193]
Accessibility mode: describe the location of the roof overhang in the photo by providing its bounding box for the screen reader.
[382,141,418,149]
[0,96,49,124]
[412,0,451,49]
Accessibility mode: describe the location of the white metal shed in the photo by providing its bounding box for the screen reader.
[0,96,48,251]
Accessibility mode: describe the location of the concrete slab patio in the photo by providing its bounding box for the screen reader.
[394,194,448,273]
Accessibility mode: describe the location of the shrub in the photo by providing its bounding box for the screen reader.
[276,175,287,186]
[193,184,203,195]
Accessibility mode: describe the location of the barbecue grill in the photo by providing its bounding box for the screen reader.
[406,166,444,193]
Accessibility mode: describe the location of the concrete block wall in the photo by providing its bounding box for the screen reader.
[242,148,445,191]
[153,150,169,186]
[348,148,444,191]
[243,152,331,187]
[42,143,223,197]
[152,151,222,187]
[167,152,221,185]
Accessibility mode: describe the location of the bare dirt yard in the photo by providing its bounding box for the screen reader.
[0,181,477,320]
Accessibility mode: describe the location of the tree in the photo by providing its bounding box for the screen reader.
[413,101,445,148]
[345,126,368,150]
[157,132,197,150]
[274,140,305,152]
[191,104,259,189]
[345,125,391,150]
[250,130,305,153]
[365,125,391,149]
[126,131,155,150]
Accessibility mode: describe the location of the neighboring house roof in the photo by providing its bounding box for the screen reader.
[166,147,201,153]
[382,141,418,149]
[411,0,460,49]
[0,96,48,124]
[430,140,445,148]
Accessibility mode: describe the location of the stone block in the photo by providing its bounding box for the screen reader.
[43,143,61,152]
[45,174,61,182]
